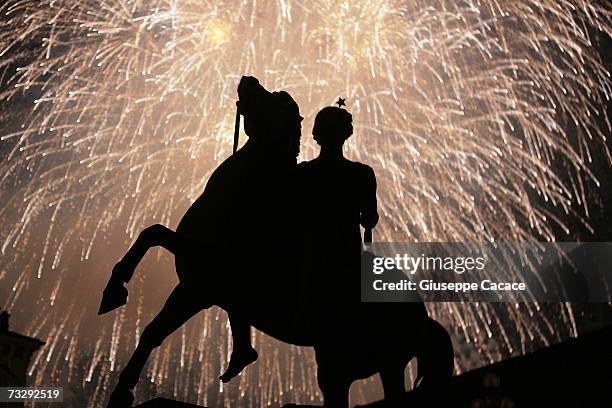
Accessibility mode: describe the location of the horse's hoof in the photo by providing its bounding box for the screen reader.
[98,277,128,315]
[107,387,134,408]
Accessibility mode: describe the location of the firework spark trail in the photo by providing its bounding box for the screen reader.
[0,0,611,406]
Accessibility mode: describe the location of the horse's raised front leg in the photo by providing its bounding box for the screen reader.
[107,283,206,407]
[115,224,178,282]
[99,224,177,314]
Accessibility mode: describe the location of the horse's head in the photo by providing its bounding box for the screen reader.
[236,76,302,166]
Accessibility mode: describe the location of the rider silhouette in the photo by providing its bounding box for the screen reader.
[209,77,303,383]
[223,102,379,381]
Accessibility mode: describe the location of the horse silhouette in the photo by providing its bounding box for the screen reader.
[99,76,453,407]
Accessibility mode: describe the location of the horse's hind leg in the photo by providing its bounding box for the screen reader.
[282,352,351,408]
[107,283,205,407]
[317,363,350,408]
[414,318,454,391]
[99,224,178,314]
[380,362,406,404]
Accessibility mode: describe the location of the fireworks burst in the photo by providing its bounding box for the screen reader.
[1,0,610,406]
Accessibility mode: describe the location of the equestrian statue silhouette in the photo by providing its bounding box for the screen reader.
[99,76,453,408]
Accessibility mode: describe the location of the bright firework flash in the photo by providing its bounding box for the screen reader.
[0,0,611,406]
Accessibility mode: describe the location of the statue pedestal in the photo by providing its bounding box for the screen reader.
[134,397,207,407]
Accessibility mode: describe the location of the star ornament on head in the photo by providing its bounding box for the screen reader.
[336,97,346,108]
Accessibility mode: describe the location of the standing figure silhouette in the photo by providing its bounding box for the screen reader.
[299,104,378,308]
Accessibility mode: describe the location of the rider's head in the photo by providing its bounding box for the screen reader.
[312,106,353,148]
[237,77,302,160]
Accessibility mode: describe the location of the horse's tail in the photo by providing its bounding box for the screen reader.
[414,317,454,390]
